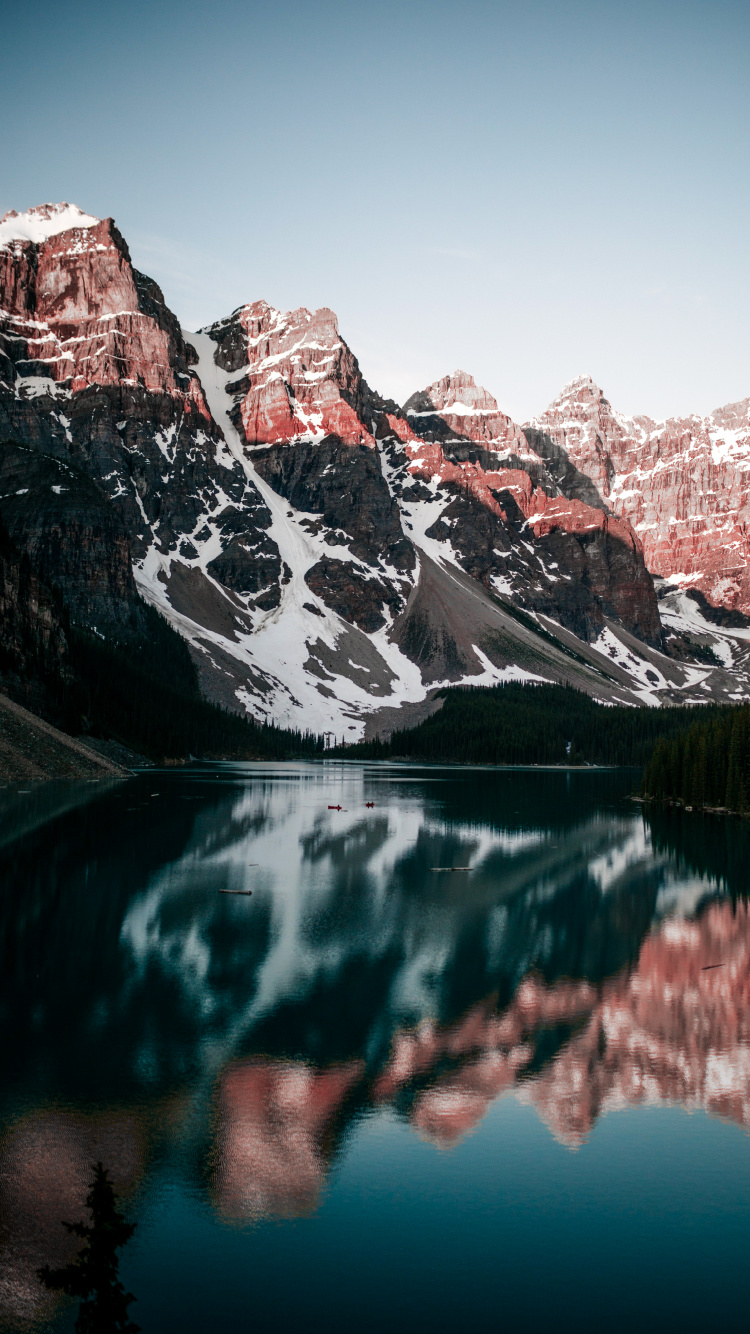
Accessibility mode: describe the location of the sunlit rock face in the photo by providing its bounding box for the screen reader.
[6,202,750,728]
[529,376,750,615]
[210,301,379,449]
[403,370,528,455]
[201,300,418,635]
[0,203,202,397]
[213,1058,363,1220]
[396,373,662,645]
[203,306,658,654]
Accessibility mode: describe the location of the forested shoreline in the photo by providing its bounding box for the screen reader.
[342,683,750,789]
[641,704,750,814]
[57,614,325,762]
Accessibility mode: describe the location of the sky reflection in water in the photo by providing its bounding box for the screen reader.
[1,763,749,1333]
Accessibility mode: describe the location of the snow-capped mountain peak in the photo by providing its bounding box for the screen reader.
[531,375,750,615]
[0,202,99,247]
[411,370,500,416]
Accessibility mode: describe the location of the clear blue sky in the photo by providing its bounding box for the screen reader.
[2,0,748,422]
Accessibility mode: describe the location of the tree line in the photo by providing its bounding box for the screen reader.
[344,682,740,769]
[0,519,322,762]
[1,507,324,762]
[641,704,750,812]
[53,609,325,762]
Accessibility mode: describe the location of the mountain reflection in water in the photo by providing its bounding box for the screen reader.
[1,764,749,1329]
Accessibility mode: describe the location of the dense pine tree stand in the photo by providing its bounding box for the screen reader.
[38,1163,139,1334]
[345,682,744,770]
[642,705,750,813]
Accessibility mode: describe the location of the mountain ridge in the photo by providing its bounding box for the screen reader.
[2,202,750,740]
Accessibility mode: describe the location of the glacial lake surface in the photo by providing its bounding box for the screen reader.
[1,763,750,1333]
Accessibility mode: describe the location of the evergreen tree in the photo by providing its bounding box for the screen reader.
[38,1162,139,1334]
[725,709,750,812]
[642,703,750,812]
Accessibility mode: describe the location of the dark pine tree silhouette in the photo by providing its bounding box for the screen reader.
[38,1162,139,1334]
[642,703,750,813]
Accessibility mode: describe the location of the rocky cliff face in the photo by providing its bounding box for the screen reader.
[0,512,68,706]
[0,206,187,394]
[194,309,693,717]
[2,202,749,737]
[529,375,750,616]
[397,371,662,645]
[203,301,415,635]
[403,368,529,456]
[0,203,276,639]
[0,442,138,632]
[216,301,380,447]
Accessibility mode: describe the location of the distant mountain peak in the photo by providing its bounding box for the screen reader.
[0,202,100,247]
[548,375,607,409]
[414,370,500,415]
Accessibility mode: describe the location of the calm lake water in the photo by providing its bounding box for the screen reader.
[1,763,750,1333]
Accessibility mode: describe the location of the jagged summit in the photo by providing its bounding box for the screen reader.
[203,301,341,343]
[0,202,99,247]
[412,370,500,415]
[543,375,607,410]
[531,374,750,614]
[201,298,370,447]
[402,370,526,455]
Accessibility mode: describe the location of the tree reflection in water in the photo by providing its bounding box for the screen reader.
[39,1162,139,1334]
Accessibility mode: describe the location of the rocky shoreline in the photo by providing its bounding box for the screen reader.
[0,692,127,783]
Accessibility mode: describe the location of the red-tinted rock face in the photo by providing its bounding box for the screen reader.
[395,376,662,644]
[8,202,744,725]
[205,302,415,632]
[0,203,201,399]
[403,370,527,453]
[0,205,279,651]
[529,376,750,614]
[211,300,376,448]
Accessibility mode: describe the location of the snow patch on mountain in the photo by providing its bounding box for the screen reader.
[134,331,426,737]
[0,203,99,247]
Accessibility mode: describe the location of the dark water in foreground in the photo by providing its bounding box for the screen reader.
[1,763,750,1333]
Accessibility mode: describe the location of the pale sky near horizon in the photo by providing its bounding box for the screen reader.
[2,0,748,423]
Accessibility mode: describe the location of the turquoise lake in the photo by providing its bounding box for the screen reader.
[1,763,749,1332]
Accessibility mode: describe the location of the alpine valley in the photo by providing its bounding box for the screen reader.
[2,202,750,745]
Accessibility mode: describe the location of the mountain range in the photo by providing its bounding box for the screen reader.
[2,202,750,741]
